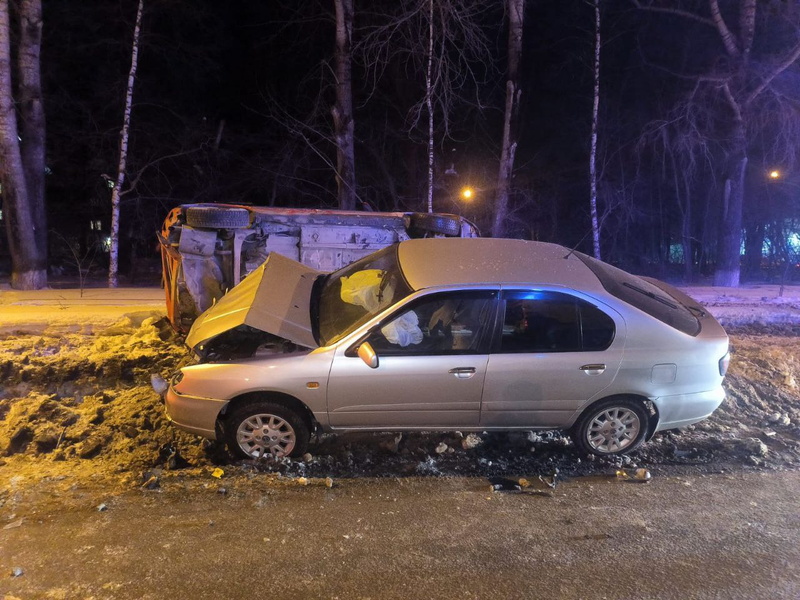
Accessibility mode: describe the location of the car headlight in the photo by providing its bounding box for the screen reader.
[719,352,730,376]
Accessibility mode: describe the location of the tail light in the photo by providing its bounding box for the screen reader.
[719,352,730,376]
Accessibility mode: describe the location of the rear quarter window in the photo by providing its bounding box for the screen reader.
[574,253,700,336]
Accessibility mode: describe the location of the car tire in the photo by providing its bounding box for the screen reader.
[185,206,250,229]
[571,398,649,456]
[225,400,310,459]
[408,212,462,236]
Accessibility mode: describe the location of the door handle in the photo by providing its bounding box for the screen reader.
[448,367,476,379]
[579,363,606,375]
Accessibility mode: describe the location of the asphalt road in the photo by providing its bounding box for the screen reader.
[2,470,799,600]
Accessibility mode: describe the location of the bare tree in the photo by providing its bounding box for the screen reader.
[333,0,357,210]
[635,0,800,286]
[358,0,493,213]
[587,0,602,259]
[491,0,525,238]
[0,0,46,289]
[108,0,144,287]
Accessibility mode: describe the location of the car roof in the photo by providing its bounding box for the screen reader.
[397,238,605,292]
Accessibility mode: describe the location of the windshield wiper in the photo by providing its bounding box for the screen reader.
[686,305,707,318]
[622,282,678,309]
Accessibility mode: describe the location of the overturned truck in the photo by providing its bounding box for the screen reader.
[158,203,479,331]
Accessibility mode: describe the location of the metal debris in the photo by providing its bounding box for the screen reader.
[616,468,652,483]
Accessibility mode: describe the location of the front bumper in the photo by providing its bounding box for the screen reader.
[652,387,726,431]
[164,385,227,439]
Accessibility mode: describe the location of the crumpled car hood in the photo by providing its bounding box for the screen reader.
[185,252,321,355]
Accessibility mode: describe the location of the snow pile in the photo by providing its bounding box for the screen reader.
[0,313,207,471]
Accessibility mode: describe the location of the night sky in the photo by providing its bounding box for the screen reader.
[3,0,799,281]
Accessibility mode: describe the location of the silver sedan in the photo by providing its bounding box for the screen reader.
[165,238,729,459]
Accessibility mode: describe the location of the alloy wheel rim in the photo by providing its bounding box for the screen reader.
[586,407,640,453]
[236,413,296,458]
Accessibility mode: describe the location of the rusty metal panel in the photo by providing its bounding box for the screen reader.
[299,225,400,271]
[178,227,217,256]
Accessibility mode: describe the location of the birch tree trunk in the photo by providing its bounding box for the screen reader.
[108,0,143,287]
[491,0,524,238]
[0,0,46,289]
[425,0,434,213]
[332,0,357,211]
[588,0,602,260]
[18,0,46,272]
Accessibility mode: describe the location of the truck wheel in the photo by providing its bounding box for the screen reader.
[408,212,462,236]
[186,206,250,229]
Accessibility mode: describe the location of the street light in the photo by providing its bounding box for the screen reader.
[769,169,781,179]
[460,187,474,201]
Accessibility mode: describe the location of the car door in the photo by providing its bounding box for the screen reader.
[326,290,498,428]
[480,289,624,428]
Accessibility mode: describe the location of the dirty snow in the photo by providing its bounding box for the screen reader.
[0,285,799,498]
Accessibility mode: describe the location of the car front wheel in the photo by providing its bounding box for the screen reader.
[571,398,649,456]
[225,400,310,459]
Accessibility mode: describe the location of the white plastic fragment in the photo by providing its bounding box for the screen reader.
[461,433,483,450]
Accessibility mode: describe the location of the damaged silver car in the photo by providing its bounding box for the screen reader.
[164,238,729,459]
[158,203,479,331]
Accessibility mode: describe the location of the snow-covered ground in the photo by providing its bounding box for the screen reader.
[0,283,798,490]
[0,285,164,334]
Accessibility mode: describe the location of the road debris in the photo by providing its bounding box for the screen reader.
[96,503,108,512]
[150,374,168,395]
[158,442,189,469]
[435,442,449,454]
[462,433,483,450]
[141,471,160,490]
[211,467,224,479]
[11,567,24,578]
[3,518,24,530]
[538,469,559,489]
[616,468,652,483]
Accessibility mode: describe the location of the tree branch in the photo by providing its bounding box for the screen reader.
[120,144,206,197]
[722,82,743,123]
[708,0,740,57]
[630,0,715,27]
[745,41,800,106]
[739,0,756,57]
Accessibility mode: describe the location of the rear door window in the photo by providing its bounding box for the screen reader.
[496,291,615,353]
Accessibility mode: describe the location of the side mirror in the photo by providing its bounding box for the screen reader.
[357,341,379,369]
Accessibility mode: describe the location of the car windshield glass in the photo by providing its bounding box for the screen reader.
[317,245,414,346]
[575,251,700,336]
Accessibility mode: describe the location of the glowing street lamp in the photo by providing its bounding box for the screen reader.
[769,170,781,179]
[460,187,474,201]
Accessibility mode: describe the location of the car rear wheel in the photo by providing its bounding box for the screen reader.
[185,206,250,229]
[225,400,310,459]
[571,398,648,456]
